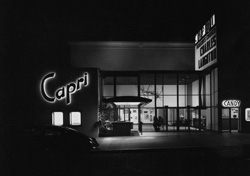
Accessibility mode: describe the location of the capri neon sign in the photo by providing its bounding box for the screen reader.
[40,72,89,105]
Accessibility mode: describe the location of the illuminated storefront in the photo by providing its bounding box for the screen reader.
[100,70,218,135]
[31,14,250,138]
[67,37,221,137]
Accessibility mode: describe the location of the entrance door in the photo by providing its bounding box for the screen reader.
[118,107,139,130]
[179,108,191,131]
[118,108,130,121]
[222,108,239,132]
[140,108,155,132]
[166,108,178,131]
[167,107,203,131]
[190,108,200,131]
[156,107,166,132]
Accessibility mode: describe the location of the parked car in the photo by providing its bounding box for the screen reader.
[20,125,99,155]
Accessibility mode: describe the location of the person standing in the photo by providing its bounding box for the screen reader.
[153,116,159,132]
[158,116,164,131]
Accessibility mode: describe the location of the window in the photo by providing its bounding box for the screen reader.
[70,112,81,126]
[116,76,138,96]
[245,108,250,121]
[52,112,63,126]
[103,76,114,97]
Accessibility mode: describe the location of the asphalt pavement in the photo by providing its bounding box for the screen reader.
[9,131,250,176]
[89,132,250,176]
[96,131,250,151]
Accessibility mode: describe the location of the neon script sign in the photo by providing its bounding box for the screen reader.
[41,72,89,105]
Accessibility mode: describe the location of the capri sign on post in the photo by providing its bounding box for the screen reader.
[40,72,89,105]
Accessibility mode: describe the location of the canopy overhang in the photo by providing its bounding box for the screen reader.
[103,96,152,106]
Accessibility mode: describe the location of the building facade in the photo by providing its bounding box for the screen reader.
[6,13,250,139]
[66,41,220,137]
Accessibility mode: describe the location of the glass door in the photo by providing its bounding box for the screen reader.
[190,108,200,131]
[141,108,155,132]
[167,107,204,131]
[130,108,139,131]
[230,108,239,132]
[221,108,230,132]
[179,108,193,131]
[222,108,239,132]
[167,108,178,131]
[155,107,166,132]
[118,107,131,122]
[118,107,139,131]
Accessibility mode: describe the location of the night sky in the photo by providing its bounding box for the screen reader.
[3,0,239,44]
[1,1,250,78]
[1,1,250,107]
[1,0,249,64]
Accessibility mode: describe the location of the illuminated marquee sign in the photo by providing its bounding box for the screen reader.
[222,100,241,108]
[195,14,217,71]
[40,72,89,105]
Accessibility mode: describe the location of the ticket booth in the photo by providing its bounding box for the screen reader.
[221,100,241,132]
[102,96,152,136]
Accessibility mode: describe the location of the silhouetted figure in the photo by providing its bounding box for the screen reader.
[153,116,159,132]
[158,116,164,131]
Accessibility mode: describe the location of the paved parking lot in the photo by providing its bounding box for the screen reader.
[96,131,250,151]
[89,132,250,175]
[10,131,250,176]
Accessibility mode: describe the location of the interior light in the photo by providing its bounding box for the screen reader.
[114,102,141,106]
[70,112,81,126]
[52,112,64,126]
[103,96,152,107]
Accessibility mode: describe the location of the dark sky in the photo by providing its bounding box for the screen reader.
[1,0,250,122]
[4,0,244,43]
[2,0,250,70]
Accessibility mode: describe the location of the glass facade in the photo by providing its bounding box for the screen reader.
[211,68,218,131]
[116,77,138,96]
[140,73,155,129]
[101,69,218,133]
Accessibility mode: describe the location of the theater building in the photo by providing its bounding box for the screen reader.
[29,14,250,138]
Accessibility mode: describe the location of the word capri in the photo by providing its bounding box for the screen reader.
[41,72,89,105]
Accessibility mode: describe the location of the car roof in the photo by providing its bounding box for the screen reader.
[44,125,78,132]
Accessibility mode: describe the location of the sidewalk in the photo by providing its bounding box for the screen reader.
[96,132,250,151]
